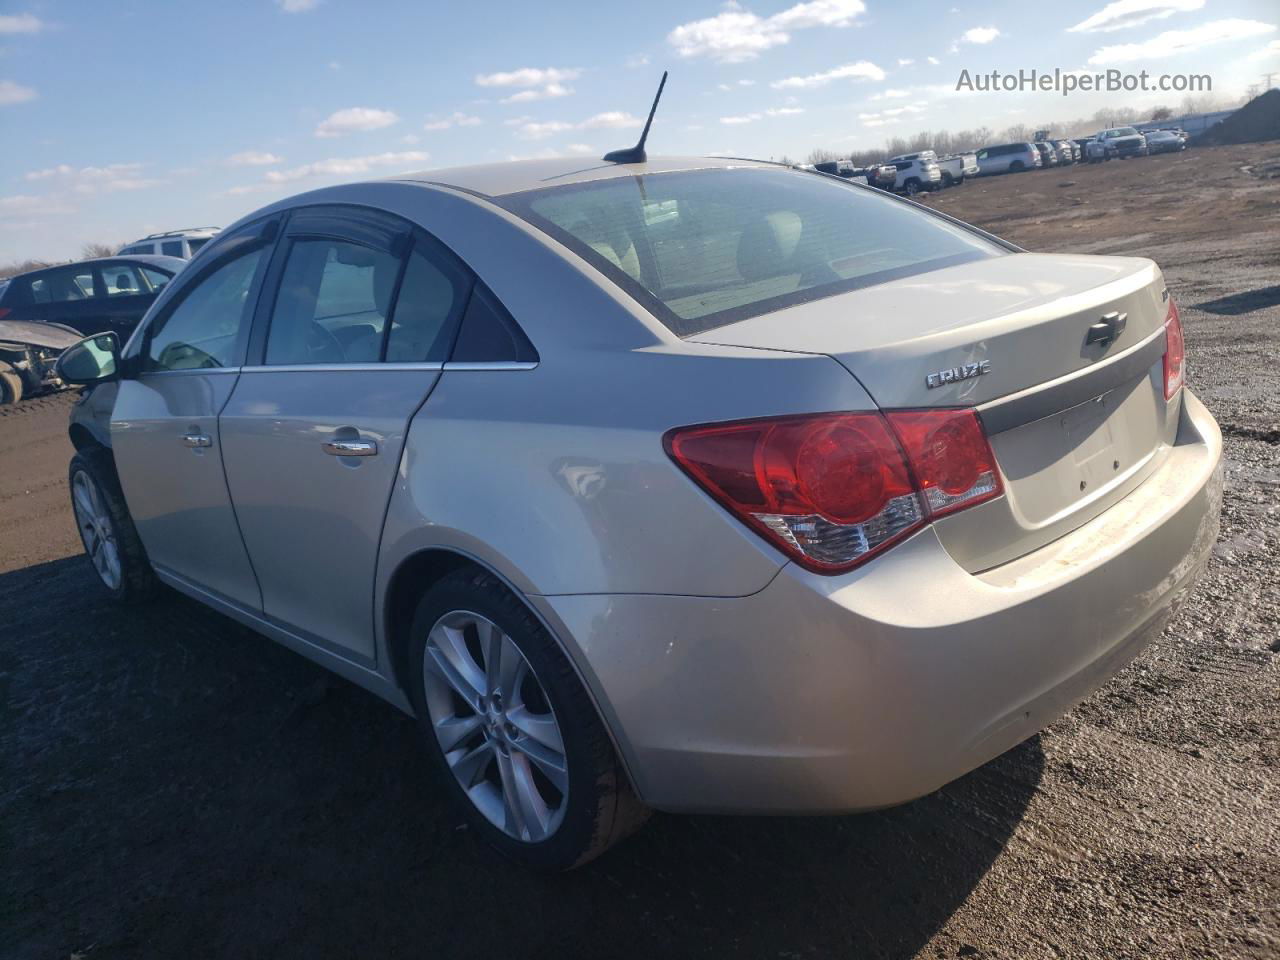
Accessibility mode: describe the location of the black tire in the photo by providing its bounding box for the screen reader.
[407,568,649,870]
[68,450,159,603]
[1009,160,1025,173]
[0,361,23,405]
[940,172,954,188]
[904,178,921,196]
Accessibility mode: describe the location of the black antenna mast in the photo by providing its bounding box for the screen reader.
[602,71,668,164]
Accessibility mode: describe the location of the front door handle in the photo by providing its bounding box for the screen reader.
[182,433,212,448]
[322,439,378,457]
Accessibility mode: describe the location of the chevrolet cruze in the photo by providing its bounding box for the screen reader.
[57,156,1222,869]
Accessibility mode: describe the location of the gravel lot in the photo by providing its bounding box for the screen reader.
[2,143,1277,960]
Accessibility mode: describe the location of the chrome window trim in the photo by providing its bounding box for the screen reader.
[443,361,539,372]
[232,361,539,373]
[137,367,242,377]
[239,362,445,373]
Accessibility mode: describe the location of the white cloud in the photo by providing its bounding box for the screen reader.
[1068,0,1204,34]
[927,55,941,64]
[720,106,805,124]
[717,83,733,91]
[315,107,399,137]
[959,26,1001,44]
[0,193,76,218]
[402,134,421,144]
[1245,39,1280,61]
[328,60,341,71]
[739,78,756,86]
[871,87,912,100]
[580,111,642,129]
[625,53,650,68]
[513,120,574,140]
[475,66,582,87]
[423,111,483,131]
[501,83,573,103]
[0,79,36,105]
[23,162,164,193]
[896,57,914,66]
[0,13,42,33]
[264,150,429,184]
[227,151,283,166]
[565,143,596,154]
[1088,18,1276,64]
[512,111,641,140]
[277,0,319,11]
[668,0,866,63]
[771,60,885,89]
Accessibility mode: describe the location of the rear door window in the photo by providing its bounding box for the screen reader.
[99,264,145,296]
[34,265,97,303]
[265,239,401,365]
[161,240,184,257]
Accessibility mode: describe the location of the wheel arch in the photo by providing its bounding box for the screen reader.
[379,544,647,801]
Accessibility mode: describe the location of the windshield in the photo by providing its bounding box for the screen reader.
[499,167,1004,336]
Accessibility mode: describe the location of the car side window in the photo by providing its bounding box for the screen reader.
[451,282,537,364]
[39,266,97,303]
[384,241,470,363]
[100,264,144,296]
[140,267,171,293]
[161,240,183,257]
[265,238,402,365]
[144,248,264,372]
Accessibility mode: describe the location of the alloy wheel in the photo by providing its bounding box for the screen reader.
[422,610,568,843]
[71,470,122,590]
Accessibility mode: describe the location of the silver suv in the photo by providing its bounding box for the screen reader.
[974,142,1041,175]
[118,227,220,259]
[57,156,1222,869]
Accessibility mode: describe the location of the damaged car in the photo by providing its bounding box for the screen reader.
[0,318,82,404]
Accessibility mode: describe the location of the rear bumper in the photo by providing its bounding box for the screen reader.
[536,390,1222,813]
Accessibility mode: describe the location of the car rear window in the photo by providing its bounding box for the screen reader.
[498,167,1004,336]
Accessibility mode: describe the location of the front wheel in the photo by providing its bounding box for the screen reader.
[903,178,921,196]
[408,569,649,870]
[69,451,158,602]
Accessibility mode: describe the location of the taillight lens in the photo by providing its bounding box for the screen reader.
[1163,298,1185,400]
[0,307,10,321]
[885,409,1002,519]
[665,409,1002,573]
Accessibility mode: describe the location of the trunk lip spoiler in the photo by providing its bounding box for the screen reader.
[977,324,1167,435]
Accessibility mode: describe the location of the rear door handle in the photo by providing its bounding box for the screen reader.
[322,439,378,457]
[182,433,212,448]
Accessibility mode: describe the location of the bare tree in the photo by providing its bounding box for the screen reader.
[81,242,118,259]
[806,147,840,164]
[1150,105,1173,121]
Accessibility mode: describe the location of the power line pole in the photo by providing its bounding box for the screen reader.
[1263,73,1277,91]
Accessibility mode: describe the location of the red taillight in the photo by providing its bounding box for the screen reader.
[0,307,10,321]
[885,409,1003,520]
[665,409,1002,573]
[1163,298,1185,400]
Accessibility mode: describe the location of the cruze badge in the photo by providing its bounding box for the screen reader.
[926,359,991,389]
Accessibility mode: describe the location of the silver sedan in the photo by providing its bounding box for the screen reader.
[58,155,1222,869]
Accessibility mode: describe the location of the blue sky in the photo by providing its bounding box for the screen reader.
[1,0,1277,261]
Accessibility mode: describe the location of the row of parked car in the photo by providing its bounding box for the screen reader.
[0,228,218,403]
[809,125,1190,196]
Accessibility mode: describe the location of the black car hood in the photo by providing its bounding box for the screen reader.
[0,319,82,350]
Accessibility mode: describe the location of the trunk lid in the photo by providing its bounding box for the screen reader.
[691,252,1178,571]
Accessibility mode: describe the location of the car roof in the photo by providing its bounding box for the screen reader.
[5,255,185,281]
[389,155,774,199]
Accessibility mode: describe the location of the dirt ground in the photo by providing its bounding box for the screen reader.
[2,143,1278,960]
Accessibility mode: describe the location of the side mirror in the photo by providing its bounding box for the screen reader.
[56,332,121,385]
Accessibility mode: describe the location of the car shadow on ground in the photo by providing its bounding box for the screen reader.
[1,556,1044,960]
[1193,284,1280,316]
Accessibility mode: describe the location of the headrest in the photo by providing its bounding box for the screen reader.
[736,211,802,283]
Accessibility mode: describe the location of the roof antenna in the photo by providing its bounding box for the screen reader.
[602,71,668,165]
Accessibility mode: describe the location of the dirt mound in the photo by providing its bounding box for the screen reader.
[1196,89,1280,145]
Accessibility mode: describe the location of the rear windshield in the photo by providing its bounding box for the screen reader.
[498,167,1005,336]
